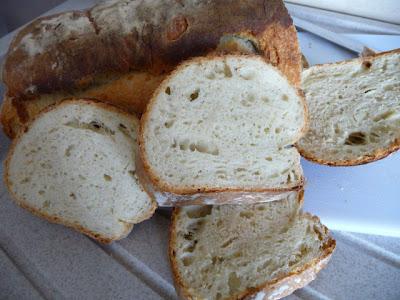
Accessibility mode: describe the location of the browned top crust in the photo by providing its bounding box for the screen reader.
[3,0,301,100]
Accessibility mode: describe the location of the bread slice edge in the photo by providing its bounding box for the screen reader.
[297,48,400,166]
[168,194,336,299]
[139,54,308,195]
[3,98,157,243]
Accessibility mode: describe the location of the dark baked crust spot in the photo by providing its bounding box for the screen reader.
[166,15,188,41]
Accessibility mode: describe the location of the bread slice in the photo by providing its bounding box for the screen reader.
[4,99,156,243]
[169,191,335,300]
[140,55,307,205]
[297,49,400,166]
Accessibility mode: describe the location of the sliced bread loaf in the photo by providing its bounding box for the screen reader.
[4,99,156,243]
[297,49,400,165]
[140,55,307,205]
[169,191,335,300]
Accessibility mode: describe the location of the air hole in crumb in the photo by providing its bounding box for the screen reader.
[38,190,45,195]
[69,193,76,200]
[183,242,197,253]
[179,140,189,150]
[234,167,246,173]
[373,110,396,122]
[206,73,215,80]
[184,232,194,240]
[257,259,272,272]
[275,128,282,134]
[212,256,224,265]
[182,256,194,266]
[364,89,375,94]
[189,89,199,101]
[345,132,367,145]
[65,120,115,136]
[165,86,171,95]
[65,144,75,157]
[265,157,272,161]
[286,174,292,184]
[20,177,30,184]
[247,94,255,103]
[281,94,289,101]
[179,140,219,155]
[228,272,241,294]
[128,170,136,178]
[239,211,254,218]
[186,206,212,218]
[223,61,233,77]
[118,123,131,137]
[104,174,112,181]
[362,61,372,69]
[369,131,380,141]
[221,237,237,248]
[164,120,174,128]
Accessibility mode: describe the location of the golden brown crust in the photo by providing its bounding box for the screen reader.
[169,198,336,300]
[2,0,301,138]
[301,54,309,69]
[297,139,400,167]
[139,54,307,196]
[136,144,302,207]
[243,214,335,300]
[0,95,18,138]
[297,48,400,166]
[305,47,400,70]
[3,98,157,243]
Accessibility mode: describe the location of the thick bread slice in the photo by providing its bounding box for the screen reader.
[140,55,307,205]
[4,99,156,243]
[2,0,302,138]
[297,49,400,166]
[169,191,335,300]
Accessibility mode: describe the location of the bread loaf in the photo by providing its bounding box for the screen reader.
[140,55,307,206]
[4,99,156,243]
[169,191,335,300]
[1,0,301,138]
[297,49,400,166]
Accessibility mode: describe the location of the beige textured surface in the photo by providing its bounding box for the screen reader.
[298,49,400,166]
[4,99,156,242]
[169,192,335,300]
[141,55,306,199]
